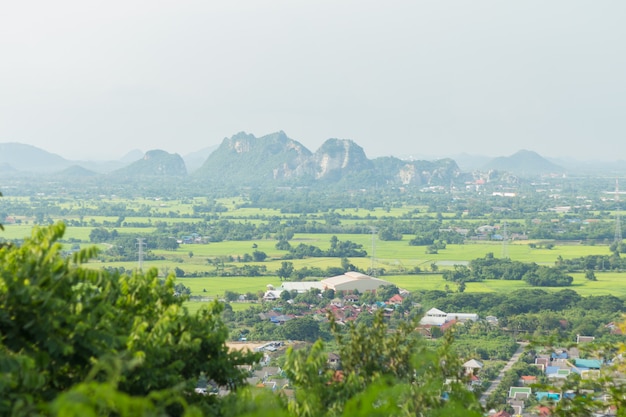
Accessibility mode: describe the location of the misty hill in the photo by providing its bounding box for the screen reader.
[183,145,219,173]
[54,165,100,178]
[372,157,463,186]
[111,150,187,177]
[193,131,461,186]
[483,150,565,176]
[309,139,374,181]
[0,137,588,186]
[0,143,72,173]
[120,149,145,163]
[195,131,312,183]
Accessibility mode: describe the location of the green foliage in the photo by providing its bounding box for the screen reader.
[280,316,320,342]
[0,222,259,415]
[522,266,574,287]
[284,236,367,259]
[281,311,483,417]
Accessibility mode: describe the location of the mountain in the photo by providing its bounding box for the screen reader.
[111,150,187,177]
[0,143,72,173]
[372,157,463,186]
[483,150,565,176]
[309,139,374,181]
[1,137,584,187]
[192,131,461,187]
[195,131,312,183]
[54,165,100,178]
[120,149,145,163]
[183,145,219,173]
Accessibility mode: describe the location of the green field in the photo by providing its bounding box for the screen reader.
[2,196,623,312]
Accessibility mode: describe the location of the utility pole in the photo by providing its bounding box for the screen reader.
[136,237,146,270]
[370,227,377,276]
[615,179,622,244]
[501,221,509,259]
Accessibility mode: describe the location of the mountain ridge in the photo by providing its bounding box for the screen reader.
[0,133,609,185]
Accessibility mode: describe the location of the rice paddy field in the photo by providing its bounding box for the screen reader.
[1,195,624,310]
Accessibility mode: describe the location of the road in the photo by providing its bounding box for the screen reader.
[479,341,529,407]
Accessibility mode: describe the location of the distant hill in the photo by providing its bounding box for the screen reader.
[183,145,219,173]
[483,150,565,176]
[372,157,463,186]
[195,131,312,183]
[0,143,72,173]
[111,150,187,177]
[193,131,461,187]
[309,138,374,181]
[54,165,100,178]
[120,149,145,163]
[3,137,602,187]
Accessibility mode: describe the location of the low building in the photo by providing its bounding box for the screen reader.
[274,272,394,296]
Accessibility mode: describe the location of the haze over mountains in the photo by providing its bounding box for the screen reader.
[0,132,624,186]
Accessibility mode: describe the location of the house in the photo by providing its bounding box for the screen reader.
[463,359,483,375]
[330,298,344,308]
[344,294,359,303]
[440,319,458,333]
[387,294,404,306]
[519,375,537,385]
[508,386,531,400]
[328,353,341,369]
[263,290,283,301]
[576,335,595,344]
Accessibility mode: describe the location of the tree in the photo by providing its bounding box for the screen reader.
[252,250,267,262]
[0,222,259,416]
[225,290,241,302]
[281,310,483,417]
[585,269,597,281]
[280,316,320,342]
[277,261,294,281]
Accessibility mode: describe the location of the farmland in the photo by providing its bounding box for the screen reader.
[1,187,624,305]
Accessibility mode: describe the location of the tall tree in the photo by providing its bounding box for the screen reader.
[0,222,259,416]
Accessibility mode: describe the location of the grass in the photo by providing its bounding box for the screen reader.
[177,276,282,298]
[184,300,257,315]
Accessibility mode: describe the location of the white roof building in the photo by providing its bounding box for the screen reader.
[281,281,325,293]
[319,272,393,293]
[268,272,394,298]
[420,308,479,326]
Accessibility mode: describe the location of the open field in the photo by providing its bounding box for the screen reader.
[175,271,626,312]
[2,195,624,311]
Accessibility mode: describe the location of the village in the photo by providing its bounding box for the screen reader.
[212,271,623,417]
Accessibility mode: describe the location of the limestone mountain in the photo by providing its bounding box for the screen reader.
[372,157,463,186]
[192,131,465,187]
[111,150,187,177]
[195,131,312,183]
[307,139,374,181]
[483,150,564,176]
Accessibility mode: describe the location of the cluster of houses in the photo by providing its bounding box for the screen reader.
[491,335,620,417]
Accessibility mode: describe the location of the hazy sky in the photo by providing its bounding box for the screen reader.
[1,1,625,161]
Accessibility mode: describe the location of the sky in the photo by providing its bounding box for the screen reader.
[1,1,625,161]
